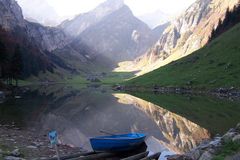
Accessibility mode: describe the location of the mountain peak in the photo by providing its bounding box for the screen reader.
[60,0,126,36]
[93,0,125,18]
[101,0,124,8]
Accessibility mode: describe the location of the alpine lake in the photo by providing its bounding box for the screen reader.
[0,84,240,157]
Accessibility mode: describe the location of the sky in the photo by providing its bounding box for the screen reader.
[47,0,196,16]
[125,0,196,16]
[16,0,196,26]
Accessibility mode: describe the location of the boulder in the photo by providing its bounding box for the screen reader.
[32,141,44,147]
[167,155,181,160]
[232,135,240,144]
[0,91,5,100]
[4,156,25,160]
[11,149,20,157]
[199,151,214,160]
[0,149,2,158]
[209,137,222,147]
[187,149,202,160]
[222,132,236,143]
[167,155,193,160]
[26,145,37,149]
[236,123,240,132]
[0,91,4,95]
[228,128,236,133]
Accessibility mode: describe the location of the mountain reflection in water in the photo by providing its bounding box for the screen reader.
[114,94,210,153]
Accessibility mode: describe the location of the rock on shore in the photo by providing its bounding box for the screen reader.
[167,123,240,160]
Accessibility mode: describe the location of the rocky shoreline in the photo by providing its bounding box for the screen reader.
[115,85,240,100]
[0,125,83,160]
[167,123,240,160]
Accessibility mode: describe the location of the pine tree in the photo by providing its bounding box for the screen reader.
[11,45,23,86]
[209,4,240,42]
[0,41,6,78]
[209,27,216,42]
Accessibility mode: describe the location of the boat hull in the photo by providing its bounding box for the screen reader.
[90,133,146,152]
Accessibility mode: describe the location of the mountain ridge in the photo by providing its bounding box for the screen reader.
[59,0,170,63]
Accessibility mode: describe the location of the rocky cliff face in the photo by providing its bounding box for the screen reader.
[116,0,240,74]
[0,0,25,29]
[26,22,70,51]
[60,0,125,37]
[76,5,155,62]
[0,0,69,52]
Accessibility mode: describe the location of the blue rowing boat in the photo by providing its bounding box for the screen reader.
[90,133,146,152]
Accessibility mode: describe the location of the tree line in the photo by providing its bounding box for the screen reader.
[209,2,240,42]
[0,41,23,86]
[0,27,54,86]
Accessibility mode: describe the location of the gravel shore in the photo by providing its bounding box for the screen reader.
[0,124,83,160]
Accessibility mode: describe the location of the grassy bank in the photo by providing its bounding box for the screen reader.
[100,72,134,84]
[18,71,134,86]
[126,23,240,89]
[68,72,134,85]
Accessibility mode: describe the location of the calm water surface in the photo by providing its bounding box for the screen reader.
[0,85,240,155]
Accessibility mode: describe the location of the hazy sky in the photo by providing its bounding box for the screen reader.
[18,0,196,17]
[125,0,196,15]
[16,0,196,26]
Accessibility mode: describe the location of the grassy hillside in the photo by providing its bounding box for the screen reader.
[126,23,240,88]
